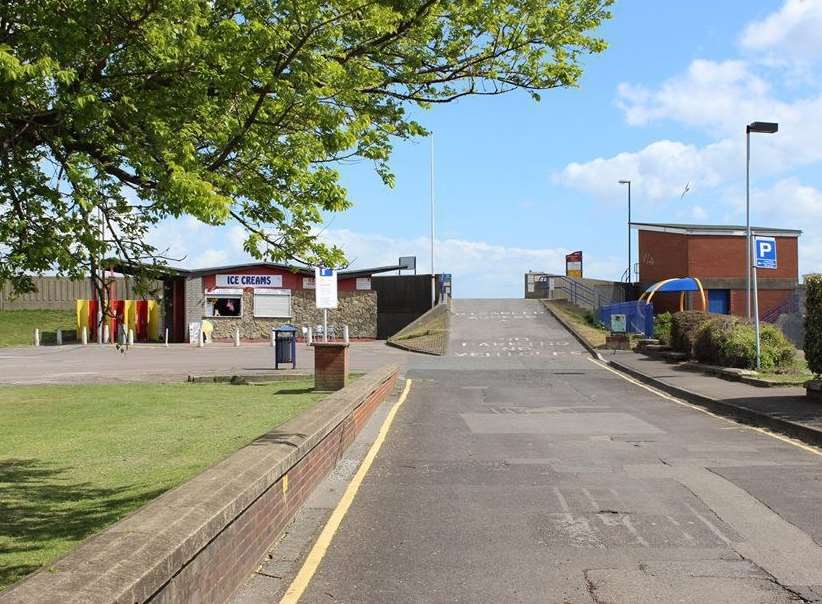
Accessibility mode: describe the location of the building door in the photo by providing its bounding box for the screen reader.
[707,289,730,314]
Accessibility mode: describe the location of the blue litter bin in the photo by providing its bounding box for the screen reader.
[274,324,297,369]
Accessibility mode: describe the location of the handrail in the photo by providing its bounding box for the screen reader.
[762,293,800,323]
[550,275,600,310]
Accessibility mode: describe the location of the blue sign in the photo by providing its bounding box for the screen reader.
[318,267,334,277]
[754,236,777,270]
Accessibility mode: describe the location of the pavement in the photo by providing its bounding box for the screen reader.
[0,341,410,384]
[232,298,822,603]
[604,349,822,445]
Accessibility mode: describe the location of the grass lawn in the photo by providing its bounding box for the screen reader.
[543,300,607,348]
[0,379,324,591]
[0,309,76,347]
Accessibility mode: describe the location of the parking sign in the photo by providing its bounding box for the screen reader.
[754,236,777,270]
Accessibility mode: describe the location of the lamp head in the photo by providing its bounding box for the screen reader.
[747,121,778,134]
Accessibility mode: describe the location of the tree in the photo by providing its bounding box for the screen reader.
[1,0,612,303]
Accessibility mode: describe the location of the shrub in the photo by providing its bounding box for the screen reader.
[694,316,796,370]
[806,275,822,377]
[670,311,712,355]
[653,312,673,345]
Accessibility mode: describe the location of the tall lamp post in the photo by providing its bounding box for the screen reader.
[746,121,778,319]
[619,180,632,282]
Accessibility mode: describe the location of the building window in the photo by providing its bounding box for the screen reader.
[254,290,291,318]
[204,288,243,317]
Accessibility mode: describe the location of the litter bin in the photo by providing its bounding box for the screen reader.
[274,324,297,369]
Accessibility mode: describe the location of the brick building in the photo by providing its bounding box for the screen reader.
[632,222,801,317]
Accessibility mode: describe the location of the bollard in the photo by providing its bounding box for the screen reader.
[306,326,313,346]
[270,329,276,347]
[34,328,40,347]
[343,325,349,345]
[198,330,204,348]
[234,328,240,347]
[82,326,88,346]
[103,324,110,344]
[128,328,134,346]
[164,327,169,347]
[56,329,63,346]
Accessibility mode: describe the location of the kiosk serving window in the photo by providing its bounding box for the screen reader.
[205,288,242,317]
[254,289,291,318]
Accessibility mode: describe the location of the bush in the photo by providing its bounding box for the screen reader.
[670,311,712,355]
[653,312,673,345]
[694,316,796,370]
[806,275,822,377]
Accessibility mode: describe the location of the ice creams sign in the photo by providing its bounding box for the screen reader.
[215,274,283,288]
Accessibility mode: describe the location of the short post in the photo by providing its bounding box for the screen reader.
[128,328,134,346]
[34,328,40,347]
[198,329,204,348]
[103,324,110,345]
[270,329,276,347]
[82,326,88,346]
[56,329,63,346]
[343,324,349,345]
[306,326,313,346]
[234,328,240,347]
[164,327,169,347]
[312,342,349,391]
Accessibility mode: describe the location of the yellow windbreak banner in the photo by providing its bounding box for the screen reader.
[147,301,160,340]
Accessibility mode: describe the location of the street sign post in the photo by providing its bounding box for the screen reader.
[315,267,338,342]
[752,236,778,368]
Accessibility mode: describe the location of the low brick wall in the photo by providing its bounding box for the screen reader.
[1,365,400,604]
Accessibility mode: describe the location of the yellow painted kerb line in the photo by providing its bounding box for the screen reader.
[587,356,822,458]
[280,378,413,604]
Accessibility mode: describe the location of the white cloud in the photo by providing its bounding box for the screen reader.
[554,138,736,201]
[616,60,776,133]
[740,0,822,63]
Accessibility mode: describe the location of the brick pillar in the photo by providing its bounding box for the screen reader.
[313,343,349,391]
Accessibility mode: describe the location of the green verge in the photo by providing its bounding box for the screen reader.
[387,305,450,355]
[0,309,76,347]
[0,379,324,591]
[543,300,607,349]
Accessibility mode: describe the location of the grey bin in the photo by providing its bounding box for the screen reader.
[274,324,298,369]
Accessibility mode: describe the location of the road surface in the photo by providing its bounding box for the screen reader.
[254,299,822,602]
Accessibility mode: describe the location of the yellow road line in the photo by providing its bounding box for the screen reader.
[280,378,413,604]
[587,356,822,458]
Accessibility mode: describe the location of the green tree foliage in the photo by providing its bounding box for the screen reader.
[805,275,822,377]
[1,0,612,300]
[653,311,672,345]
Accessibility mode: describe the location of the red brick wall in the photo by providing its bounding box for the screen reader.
[687,235,798,280]
[638,231,688,283]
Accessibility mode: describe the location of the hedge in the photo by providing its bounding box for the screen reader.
[670,311,711,355]
[806,275,822,377]
[694,316,796,370]
[653,312,673,345]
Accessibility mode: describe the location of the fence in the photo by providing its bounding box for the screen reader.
[0,277,160,311]
[598,300,654,336]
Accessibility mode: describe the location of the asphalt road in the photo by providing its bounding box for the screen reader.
[258,299,822,603]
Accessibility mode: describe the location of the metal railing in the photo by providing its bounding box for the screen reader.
[550,275,600,311]
[762,293,801,324]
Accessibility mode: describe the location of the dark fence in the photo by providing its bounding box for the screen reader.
[372,275,435,339]
[598,301,654,336]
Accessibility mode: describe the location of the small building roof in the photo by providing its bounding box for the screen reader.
[630,222,801,237]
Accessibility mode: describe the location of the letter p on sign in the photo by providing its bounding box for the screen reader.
[754,236,777,270]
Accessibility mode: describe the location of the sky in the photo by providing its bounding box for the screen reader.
[150,0,822,298]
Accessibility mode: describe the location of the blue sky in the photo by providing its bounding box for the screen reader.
[154,0,822,297]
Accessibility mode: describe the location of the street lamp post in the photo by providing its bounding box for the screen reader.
[745,121,778,320]
[619,180,632,282]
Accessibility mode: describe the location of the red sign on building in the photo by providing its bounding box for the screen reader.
[566,251,583,278]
